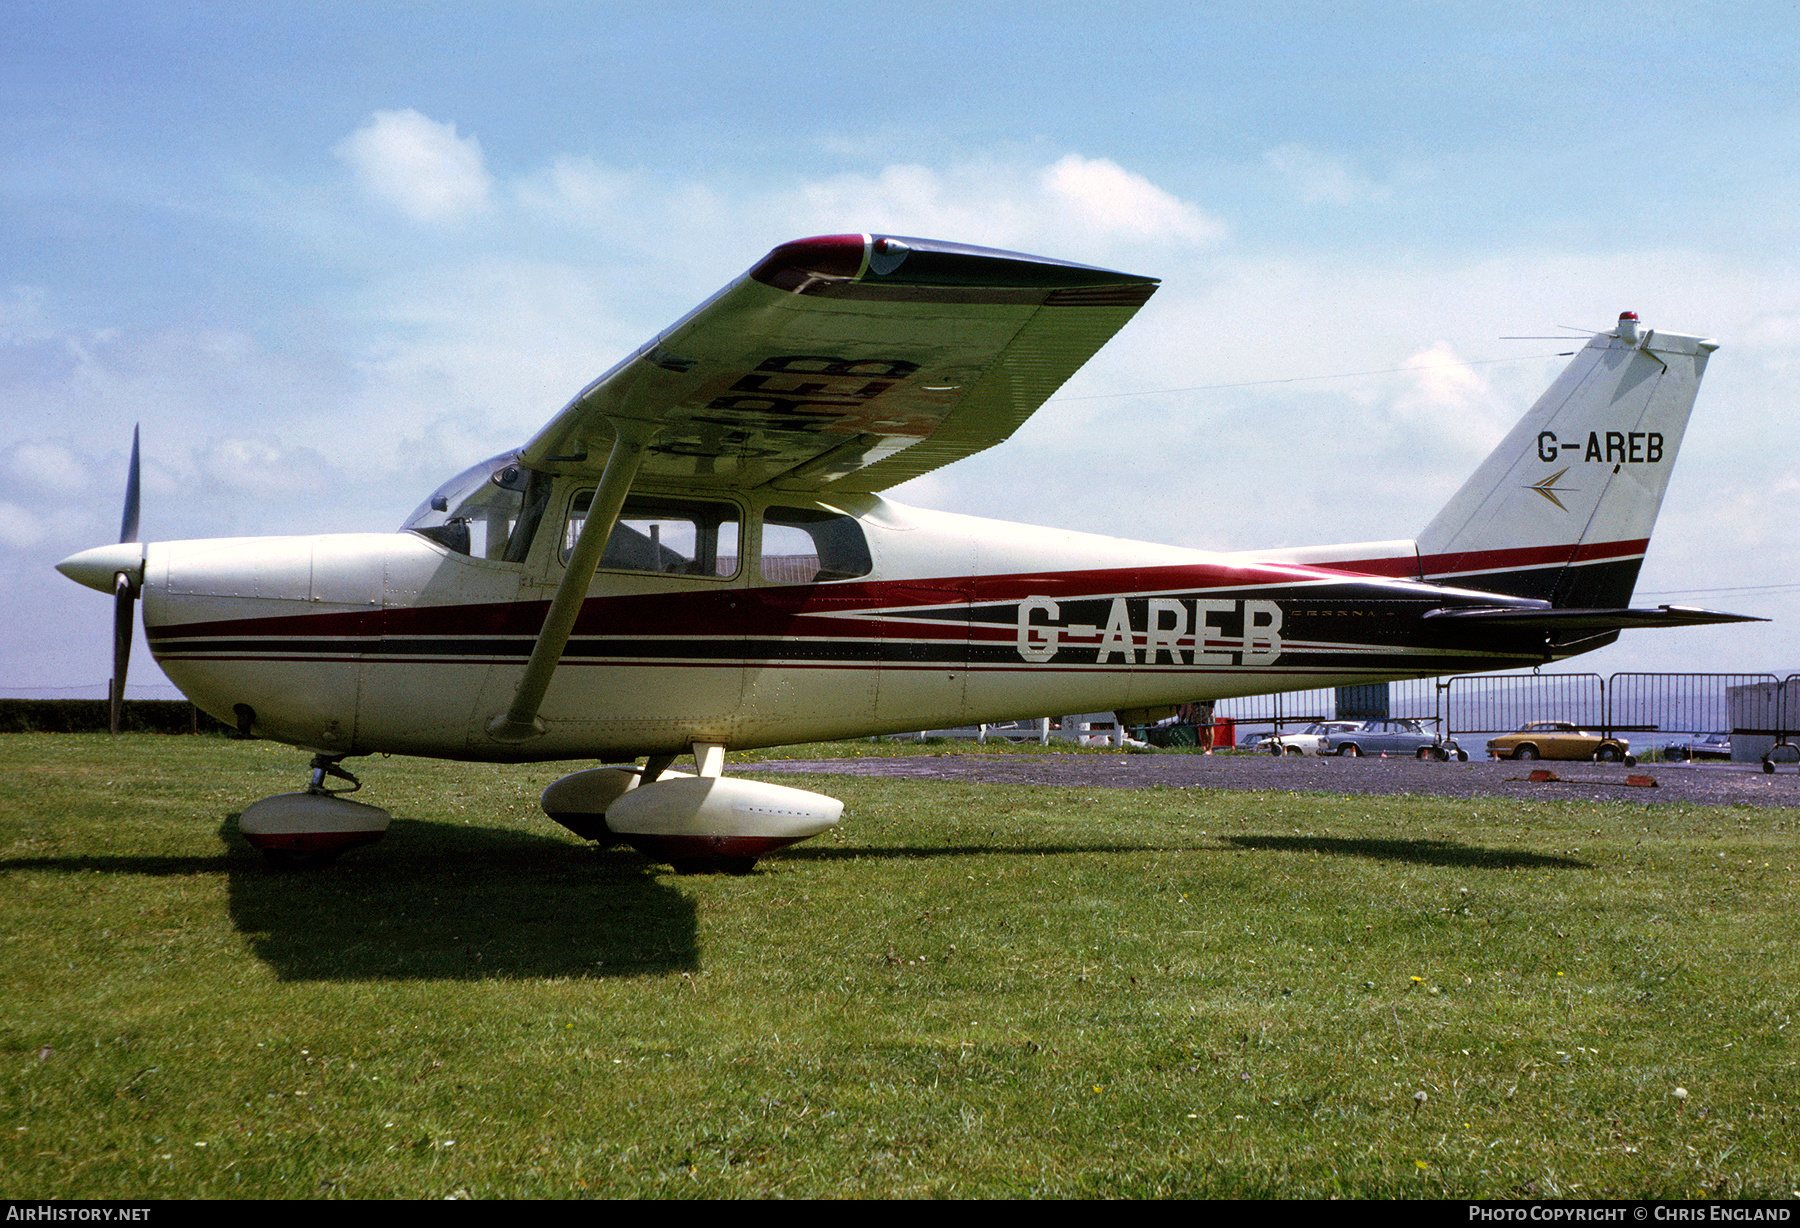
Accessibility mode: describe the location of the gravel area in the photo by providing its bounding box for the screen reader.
[743,752,1800,808]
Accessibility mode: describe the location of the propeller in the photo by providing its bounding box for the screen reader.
[109,426,141,735]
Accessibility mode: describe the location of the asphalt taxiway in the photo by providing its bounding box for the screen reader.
[746,753,1800,808]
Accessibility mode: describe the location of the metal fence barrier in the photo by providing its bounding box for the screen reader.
[1214,671,1800,764]
[906,672,1800,763]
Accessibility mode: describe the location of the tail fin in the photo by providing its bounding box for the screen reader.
[1415,315,1717,607]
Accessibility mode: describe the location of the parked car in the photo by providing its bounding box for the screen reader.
[1662,733,1732,761]
[1487,721,1634,764]
[1265,721,1361,756]
[1321,718,1466,760]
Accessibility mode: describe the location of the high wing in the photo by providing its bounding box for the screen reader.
[518,234,1158,494]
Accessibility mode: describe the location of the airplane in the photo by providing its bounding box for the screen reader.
[55,233,1759,872]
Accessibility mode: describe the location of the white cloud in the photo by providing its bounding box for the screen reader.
[777,156,1224,261]
[1264,143,1390,206]
[334,109,492,225]
[515,155,640,227]
[7,441,89,495]
[0,286,51,344]
[1040,155,1223,244]
[0,502,45,548]
[197,437,332,494]
[1390,341,1510,444]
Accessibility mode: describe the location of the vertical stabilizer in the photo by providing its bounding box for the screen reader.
[1415,317,1716,607]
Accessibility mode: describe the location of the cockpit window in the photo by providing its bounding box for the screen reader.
[761,506,872,583]
[563,494,740,578]
[402,452,546,561]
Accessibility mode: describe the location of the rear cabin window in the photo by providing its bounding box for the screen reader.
[760,507,872,584]
[562,494,740,578]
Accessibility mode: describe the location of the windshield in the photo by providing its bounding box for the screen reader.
[403,452,548,561]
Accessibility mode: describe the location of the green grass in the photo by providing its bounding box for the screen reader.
[3,734,1798,1198]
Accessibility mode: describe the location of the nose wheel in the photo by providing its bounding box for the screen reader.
[239,754,391,868]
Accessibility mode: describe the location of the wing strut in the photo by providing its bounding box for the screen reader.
[486,422,659,742]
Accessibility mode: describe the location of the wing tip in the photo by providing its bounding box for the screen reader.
[749,233,1157,296]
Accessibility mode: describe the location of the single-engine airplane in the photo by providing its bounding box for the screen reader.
[57,234,1759,871]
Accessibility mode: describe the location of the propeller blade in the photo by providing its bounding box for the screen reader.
[109,426,142,734]
[119,424,140,545]
[110,572,135,735]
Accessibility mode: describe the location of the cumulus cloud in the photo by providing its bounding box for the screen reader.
[1264,143,1390,206]
[0,286,51,344]
[196,437,333,495]
[7,442,89,495]
[1391,341,1509,440]
[515,155,639,226]
[1040,155,1223,244]
[334,109,492,224]
[0,502,46,548]
[780,156,1224,259]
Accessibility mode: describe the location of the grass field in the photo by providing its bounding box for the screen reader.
[3,733,1798,1198]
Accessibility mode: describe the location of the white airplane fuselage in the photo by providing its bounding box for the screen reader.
[138,484,1556,763]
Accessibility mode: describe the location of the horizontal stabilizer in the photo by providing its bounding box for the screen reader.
[1423,604,1764,631]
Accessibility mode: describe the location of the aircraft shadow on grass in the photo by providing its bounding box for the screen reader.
[210,815,700,981]
[1221,834,1591,870]
[779,842,1158,861]
[6,832,698,983]
[2,816,1584,983]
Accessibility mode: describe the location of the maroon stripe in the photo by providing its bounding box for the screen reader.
[1306,538,1650,580]
[145,542,1653,645]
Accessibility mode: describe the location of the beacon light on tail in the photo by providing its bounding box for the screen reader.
[57,235,1760,874]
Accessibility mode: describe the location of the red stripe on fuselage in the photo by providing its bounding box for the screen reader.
[145,558,1392,643]
[144,541,1646,647]
[1316,538,1649,580]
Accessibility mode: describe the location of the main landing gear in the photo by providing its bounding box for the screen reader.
[238,754,391,868]
[541,742,843,875]
[236,742,844,876]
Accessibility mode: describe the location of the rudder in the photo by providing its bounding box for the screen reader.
[1414,314,1716,607]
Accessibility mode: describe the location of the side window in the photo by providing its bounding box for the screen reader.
[562,494,740,578]
[761,506,872,584]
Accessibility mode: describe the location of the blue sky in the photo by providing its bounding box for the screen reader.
[7,2,1800,696]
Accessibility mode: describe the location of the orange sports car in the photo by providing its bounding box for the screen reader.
[1486,721,1634,764]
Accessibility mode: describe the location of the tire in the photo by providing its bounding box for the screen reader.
[1338,744,1361,758]
[1765,759,1777,775]
[1624,754,1638,767]
[1515,745,1539,761]
[1596,745,1622,763]
[1269,743,1283,756]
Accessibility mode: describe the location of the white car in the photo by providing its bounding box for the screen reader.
[1266,721,1362,756]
